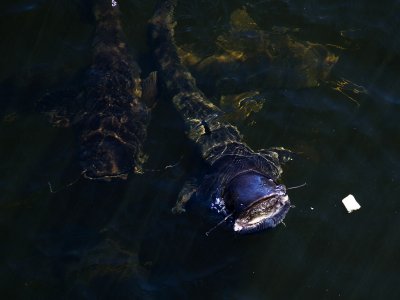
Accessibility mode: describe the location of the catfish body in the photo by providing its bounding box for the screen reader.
[149,0,290,234]
[42,0,156,180]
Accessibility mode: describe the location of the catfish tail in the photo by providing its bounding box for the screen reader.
[149,0,199,96]
[149,0,246,165]
[93,0,129,58]
[94,0,122,34]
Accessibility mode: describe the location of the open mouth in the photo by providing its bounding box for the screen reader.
[233,194,290,234]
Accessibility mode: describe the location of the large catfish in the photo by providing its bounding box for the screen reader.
[149,0,292,234]
[41,0,156,180]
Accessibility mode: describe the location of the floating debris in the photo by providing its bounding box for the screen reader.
[342,194,361,213]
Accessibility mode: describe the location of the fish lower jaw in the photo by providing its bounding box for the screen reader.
[233,196,290,234]
[233,212,275,233]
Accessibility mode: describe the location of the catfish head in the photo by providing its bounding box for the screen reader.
[222,171,290,234]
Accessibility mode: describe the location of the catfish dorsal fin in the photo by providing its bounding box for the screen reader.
[141,71,158,108]
[230,7,259,31]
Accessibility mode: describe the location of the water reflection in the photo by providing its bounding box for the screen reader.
[1,0,400,299]
[179,7,338,96]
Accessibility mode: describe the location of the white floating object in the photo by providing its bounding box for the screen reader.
[342,194,361,213]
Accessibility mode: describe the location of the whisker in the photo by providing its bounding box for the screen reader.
[142,155,183,173]
[205,212,234,236]
[287,182,307,190]
[48,169,87,193]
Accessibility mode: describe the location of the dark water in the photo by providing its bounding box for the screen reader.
[1,0,400,299]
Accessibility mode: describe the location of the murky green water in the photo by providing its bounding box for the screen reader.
[1,0,400,299]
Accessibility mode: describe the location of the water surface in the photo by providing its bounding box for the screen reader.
[1,0,400,299]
